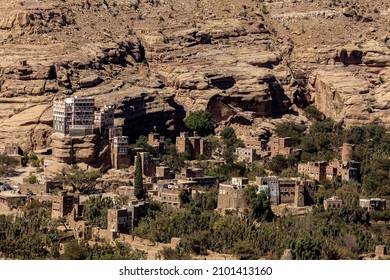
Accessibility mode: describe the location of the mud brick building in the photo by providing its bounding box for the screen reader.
[95,105,115,138]
[147,132,164,154]
[217,177,250,213]
[177,167,216,187]
[107,208,131,233]
[111,135,129,169]
[269,136,293,159]
[0,190,26,208]
[155,185,183,208]
[107,202,150,234]
[360,198,387,212]
[298,143,361,182]
[135,152,161,177]
[241,136,268,156]
[51,191,79,219]
[256,176,315,207]
[235,147,259,163]
[323,196,343,211]
[0,142,24,165]
[176,132,212,160]
[298,161,328,181]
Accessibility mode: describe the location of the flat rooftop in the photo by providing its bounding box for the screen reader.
[0,191,26,198]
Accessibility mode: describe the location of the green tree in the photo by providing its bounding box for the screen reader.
[304,105,325,121]
[221,127,236,144]
[295,236,322,260]
[161,138,188,171]
[220,127,243,163]
[222,146,236,164]
[344,126,366,145]
[135,135,155,154]
[266,155,288,174]
[28,172,37,184]
[184,110,214,136]
[179,189,191,205]
[54,165,101,193]
[134,154,145,200]
[244,185,274,221]
[61,240,89,260]
[232,240,257,260]
[83,195,113,228]
[208,162,246,182]
[275,122,306,146]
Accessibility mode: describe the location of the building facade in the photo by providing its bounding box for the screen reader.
[299,160,360,182]
[111,136,129,169]
[51,191,79,219]
[216,177,250,213]
[53,96,95,136]
[298,161,328,182]
[155,185,183,208]
[0,143,24,165]
[256,176,315,207]
[235,147,259,163]
[176,132,212,160]
[135,152,161,177]
[95,105,115,138]
[360,198,387,212]
[269,136,293,158]
[324,196,343,211]
[147,132,164,154]
[241,136,268,156]
[107,208,131,234]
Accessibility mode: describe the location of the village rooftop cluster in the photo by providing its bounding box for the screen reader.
[0,96,387,250]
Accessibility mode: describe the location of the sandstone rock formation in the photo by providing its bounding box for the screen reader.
[49,132,111,173]
[265,0,390,127]
[0,0,389,155]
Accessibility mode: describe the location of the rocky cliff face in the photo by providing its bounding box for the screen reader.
[49,132,111,173]
[265,0,390,127]
[0,0,389,152]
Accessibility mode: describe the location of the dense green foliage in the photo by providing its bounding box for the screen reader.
[304,105,325,122]
[61,240,146,260]
[264,154,299,176]
[220,127,244,164]
[0,201,57,259]
[207,162,246,182]
[134,154,145,200]
[275,122,306,146]
[161,138,189,171]
[134,196,390,259]
[83,195,113,228]
[244,186,274,221]
[131,114,390,260]
[0,199,147,260]
[184,110,214,136]
[27,152,44,167]
[179,189,191,205]
[135,135,156,155]
[348,126,390,196]
[53,165,101,193]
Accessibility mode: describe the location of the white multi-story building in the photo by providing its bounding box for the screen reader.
[94,105,115,137]
[53,96,95,135]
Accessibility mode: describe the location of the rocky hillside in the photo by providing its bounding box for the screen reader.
[0,0,389,151]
